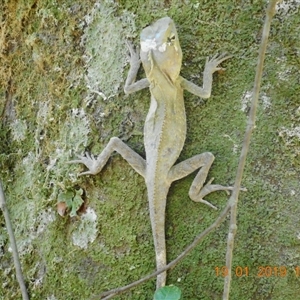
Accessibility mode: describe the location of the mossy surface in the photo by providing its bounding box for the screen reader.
[0,1,300,299]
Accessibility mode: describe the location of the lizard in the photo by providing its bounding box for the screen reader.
[69,16,238,289]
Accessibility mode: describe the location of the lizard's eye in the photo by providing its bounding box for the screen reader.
[167,34,176,45]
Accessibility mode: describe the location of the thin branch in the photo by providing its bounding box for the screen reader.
[223,1,279,299]
[0,181,29,300]
[91,203,231,299]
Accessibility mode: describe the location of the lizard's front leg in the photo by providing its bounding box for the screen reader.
[180,53,232,99]
[168,152,238,209]
[124,41,149,94]
[69,137,146,178]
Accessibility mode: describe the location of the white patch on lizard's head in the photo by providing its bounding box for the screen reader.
[158,42,167,52]
[141,39,167,53]
[140,17,182,81]
[141,38,157,52]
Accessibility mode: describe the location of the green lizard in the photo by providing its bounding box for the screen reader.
[70,17,237,289]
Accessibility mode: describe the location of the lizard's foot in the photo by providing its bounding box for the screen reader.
[205,53,233,73]
[125,40,140,66]
[68,152,100,176]
[190,178,247,210]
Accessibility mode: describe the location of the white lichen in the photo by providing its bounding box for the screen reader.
[72,207,98,249]
[36,208,56,235]
[279,126,300,140]
[10,119,27,141]
[279,125,300,157]
[241,90,271,112]
[57,108,90,153]
[80,1,136,102]
[276,0,300,16]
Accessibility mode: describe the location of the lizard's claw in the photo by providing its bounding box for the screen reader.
[68,152,100,175]
[125,40,140,64]
[191,177,247,210]
[77,170,95,176]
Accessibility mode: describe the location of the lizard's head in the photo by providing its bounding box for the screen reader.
[140,17,182,82]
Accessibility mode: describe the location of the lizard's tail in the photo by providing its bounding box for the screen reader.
[147,183,169,289]
[153,228,167,289]
[149,202,167,289]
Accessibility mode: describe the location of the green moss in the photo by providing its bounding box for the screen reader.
[1,0,300,299]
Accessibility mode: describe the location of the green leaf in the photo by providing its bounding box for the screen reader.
[153,285,182,300]
[57,189,84,217]
[69,189,84,217]
[57,190,74,203]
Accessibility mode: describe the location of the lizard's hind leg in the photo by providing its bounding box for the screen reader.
[69,137,146,178]
[168,152,235,209]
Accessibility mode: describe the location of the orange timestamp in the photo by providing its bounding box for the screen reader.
[215,266,300,278]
